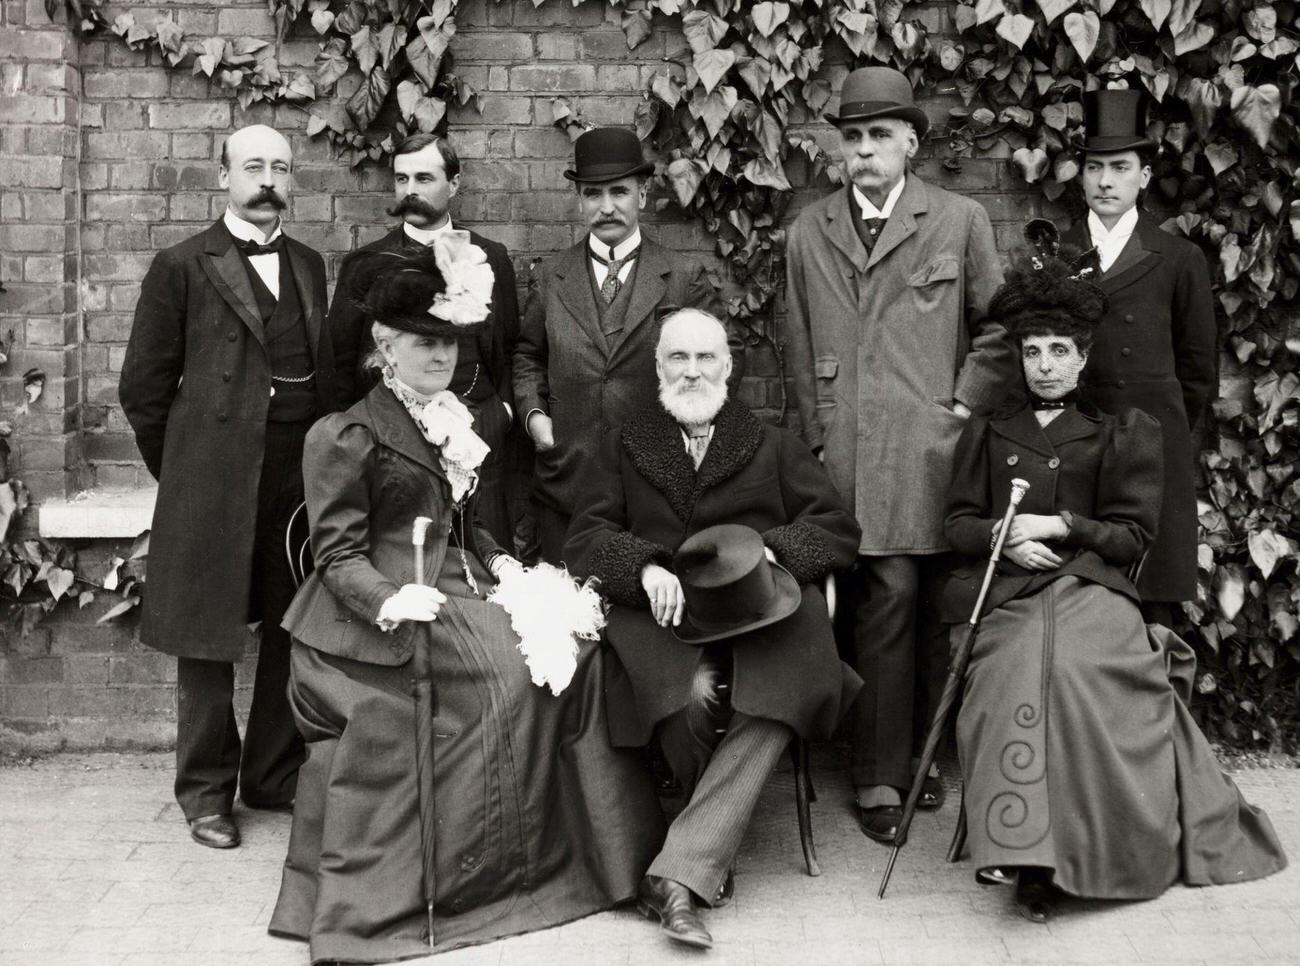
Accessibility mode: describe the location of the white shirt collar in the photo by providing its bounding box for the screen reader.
[223,207,282,245]
[403,218,454,246]
[589,227,642,263]
[852,177,906,220]
[1087,206,1139,245]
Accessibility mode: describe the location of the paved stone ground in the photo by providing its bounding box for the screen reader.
[2,746,1296,966]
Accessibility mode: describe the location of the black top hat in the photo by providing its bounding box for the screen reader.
[563,127,655,184]
[824,66,929,136]
[671,524,802,645]
[1080,90,1156,154]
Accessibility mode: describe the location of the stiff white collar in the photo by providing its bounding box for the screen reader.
[403,218,454,246]
[1087,207,1139,272]
[588,227,642,263]
[223,207,282,244]
[852,177,905,220]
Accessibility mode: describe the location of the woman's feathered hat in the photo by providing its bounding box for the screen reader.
[363,230,495,337]
[990,219,1108,348]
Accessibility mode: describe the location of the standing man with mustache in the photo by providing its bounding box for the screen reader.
[120,123,345,849]
[1062,90,1217,626]
[514,127,727,564]
[327,134,520,547]
[782,67,1011,845]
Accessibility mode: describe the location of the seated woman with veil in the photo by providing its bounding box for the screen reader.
[268,239,663,963]
[941,229,1286,923]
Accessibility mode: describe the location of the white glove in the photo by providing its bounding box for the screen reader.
[489,554,524,579]
[376,584,447,629]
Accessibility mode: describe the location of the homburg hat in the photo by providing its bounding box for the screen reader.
[1080,89,1157,154]
[671,525,802,645]
[563,127,655,184]
[824,66,930,136]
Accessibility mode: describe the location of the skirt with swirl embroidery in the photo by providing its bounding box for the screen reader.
[955,575,1286,899]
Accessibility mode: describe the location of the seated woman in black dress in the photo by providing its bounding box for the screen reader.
[268,241,663,963]
[943,246,1286,923]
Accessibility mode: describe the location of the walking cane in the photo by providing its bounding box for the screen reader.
[878,478,1030,899]
[409,516,438,946]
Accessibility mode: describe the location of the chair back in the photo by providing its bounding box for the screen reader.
[286,500,314,588]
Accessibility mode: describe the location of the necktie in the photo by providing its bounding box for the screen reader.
[686,433,710,469]
[234,235,284,257]
[592,245,639,304]
[861,216,886,250]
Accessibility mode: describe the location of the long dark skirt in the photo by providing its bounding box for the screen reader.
[268,591,665,963]
[957,576,1286,899]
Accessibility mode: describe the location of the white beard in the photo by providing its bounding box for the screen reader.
[660,378,727,426]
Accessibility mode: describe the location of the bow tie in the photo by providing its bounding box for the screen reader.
[234,235,284,257]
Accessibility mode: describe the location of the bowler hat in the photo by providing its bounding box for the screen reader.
[563,127,655,184]
[1080,90,1156,154]
[824,66,929,136]
[672,525,802,645]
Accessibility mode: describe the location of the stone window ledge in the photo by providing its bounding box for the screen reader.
[37,487,156,539]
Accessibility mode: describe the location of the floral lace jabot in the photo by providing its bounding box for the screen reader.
[383,370,489,504]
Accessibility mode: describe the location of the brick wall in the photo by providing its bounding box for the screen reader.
[0,0,1044,751]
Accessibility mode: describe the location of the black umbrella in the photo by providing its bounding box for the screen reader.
[410,515,437,946]
[878,478,1030,899]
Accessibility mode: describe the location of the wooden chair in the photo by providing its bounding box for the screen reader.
[285,500,313,588]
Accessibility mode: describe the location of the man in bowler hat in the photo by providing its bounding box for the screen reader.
[327,134,521,548]
[782,67,1012,843]
[565,309,862,950]
[513,127,728,564]
[120,124,346,848]
[1062,89,1217,625]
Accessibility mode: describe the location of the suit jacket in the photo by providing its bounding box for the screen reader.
[119,220,341,661]
[513,236,725,516]
[941,404,1163,622]
[563,399,862,745]
[784,176,1013,554]
[282,384,503,666]
[1062,215,1217,601]
[329,225,520,408]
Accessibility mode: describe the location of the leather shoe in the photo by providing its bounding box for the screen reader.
[711,869,734,908]
[188,814,240,849]
[636,875,712,949]
[917,773,945,810]
[857,804,902,844]
[1014,869,1056,924]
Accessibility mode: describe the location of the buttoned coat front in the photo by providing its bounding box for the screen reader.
[784,176,1012,554]
[119,220,342,661]
[1062,216,1217,602]
[513,237,722,516]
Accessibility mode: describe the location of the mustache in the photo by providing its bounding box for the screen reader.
[387,196,442,219]
[248,188,287,210]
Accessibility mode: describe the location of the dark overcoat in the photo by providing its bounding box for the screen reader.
[1062,216,1217,602]
[941,403,1163,622]
[563,400,863,745]
[513,237,724,516]
[783,175,1013,555]
[119,220,341,661]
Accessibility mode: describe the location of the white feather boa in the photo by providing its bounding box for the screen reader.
[486,563,606,696]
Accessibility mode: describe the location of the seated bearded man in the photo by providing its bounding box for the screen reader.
[564,308,863,951]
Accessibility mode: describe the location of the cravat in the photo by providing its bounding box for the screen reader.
[592,246,639,304]
[686,433,710,469]
[233,235,284,257]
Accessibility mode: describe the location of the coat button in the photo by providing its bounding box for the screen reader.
[1117,379,1127,388]
[1121,347,1131,357]
[227,332,237,342]
[460,854,478,871]
[222,372,231,382]
[1124,314,1134,323]
[1006,454,1019,466]
[1048,457,1060,469]
[216,412,228,423]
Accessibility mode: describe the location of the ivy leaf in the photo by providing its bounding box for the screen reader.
[196,37,227,78]
[1063,11,1100,62]
[1254,370,1300,426]
[620,8,653,49]
[314,37,351,92]
[995,13,1034,50]
[1012,146,1050,183]
[694,48,736,94]
[666,157,705,206]
[1243,5,1276,44]
[1172,20,1214,55]
[751,2,789,37]
[651,71,683,108]
[310,7,334,34]
[406,28,454,90]
[696,84,738,138]
[1268,584,1299,641]
[682,9,728,54]
[1138,0,1171,29]
[891,21,925,62]
[1041,102,1069,130]
[744,157,792,191]
[1230,84,1281,149]
[937,41,965,72]
[45,566,74,602]
[1166,0,1200,37]
[738,56,772,100]
[836,11,879,57]
[955,5,978,31]
[415,15,457,65]
[1053,153,1079,183]
[98,596,140,624]
[1182,77,1221,137]
[1034,0,1076,24]
[1260,36,1298,59]
[802,79,831,115]
[346,67,391,130]
[396,80,445,133]
[1249,529,1296,579]
[1204,141,1238,174]
[156,20,184,56]
[283,73,316,103]
[350,25,379,76]
[976,0,1007,26]
[1289,200,1300,242]
[426,0,454,29]
[1214,563,1246,621]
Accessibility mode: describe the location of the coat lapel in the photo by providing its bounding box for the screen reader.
[365,385,448,481]
[822,188,870,274]
[866,175,926,271]
[608,240,670,365]
[1067,214,1161,293]
[1042,404,1102,449]
[990,407,1058,459]
[552,241,611,356]
[199,222,265,346]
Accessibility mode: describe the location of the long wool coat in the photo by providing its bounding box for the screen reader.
[119,220,342,661]
[513,237,723,516]
[1062,216,1217,602]
[563,400,863,745]
[784,176,1013,555]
